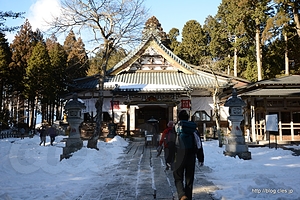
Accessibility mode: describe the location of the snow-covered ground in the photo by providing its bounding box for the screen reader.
[0,135,299,200]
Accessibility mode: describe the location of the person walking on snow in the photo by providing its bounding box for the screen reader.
[39,126,47,146]
[173,110,204,200]
[158,121,176,170]
[48,125,57,146]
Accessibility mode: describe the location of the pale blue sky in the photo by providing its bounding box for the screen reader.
[144,0,222,33]
[1,0,222,46]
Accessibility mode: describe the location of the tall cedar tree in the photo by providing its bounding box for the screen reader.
[203,15,232,73]
[238,0,272,81]
[271,0,300,38]
[168,28,180,53]
[175,20,207,66]
[143,16,171,49]
[215,0,249,77]
[46,36,68,121]
[26,42,51,127]
[264,0,300,75]
[9,19,36,126]
[0,32,12,128]
[63,30,88,83]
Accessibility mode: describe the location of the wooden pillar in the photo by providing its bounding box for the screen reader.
[251,98,256,142]
[279,112,282,141]
[126,104,130,137]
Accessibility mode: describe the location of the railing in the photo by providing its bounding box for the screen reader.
[0,130,19,139]
[254,122,300,141]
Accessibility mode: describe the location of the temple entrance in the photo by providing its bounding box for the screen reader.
[135,105,168,134]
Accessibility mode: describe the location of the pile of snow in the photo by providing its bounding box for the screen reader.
[0,135,128,200]
[204,141,300,199]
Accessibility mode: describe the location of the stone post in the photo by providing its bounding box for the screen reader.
[60,93,86,160]
[224,89,251,160]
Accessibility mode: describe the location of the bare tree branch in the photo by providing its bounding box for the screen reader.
[47,0,149,149]
[48,0,149,53]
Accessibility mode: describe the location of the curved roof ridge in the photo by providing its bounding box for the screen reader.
[106,34,153,75]
[152,36,197,74]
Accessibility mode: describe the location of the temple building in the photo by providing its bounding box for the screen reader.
[64,16,249,138]
[239,75,300,144]
[65,17,300,145]
[65,17,278,141]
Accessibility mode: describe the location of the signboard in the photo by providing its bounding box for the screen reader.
[181,100,191,109]
[110,101,120,110]
[266,114,278,132]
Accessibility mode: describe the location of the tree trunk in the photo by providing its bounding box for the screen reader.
[213,88,222,147]
[33,96,38,130]
[30,98,35,129]
[234,36,238,77]
[256,23,262,81]
[284,32,289,75]
[87,41,112,150]
[87,94,103,150]
[18,95,25,124]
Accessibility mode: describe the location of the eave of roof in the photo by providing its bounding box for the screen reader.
[106,72,229,91]
[240,88,300,97]
[250,75,300,87]
[68,71,231,94]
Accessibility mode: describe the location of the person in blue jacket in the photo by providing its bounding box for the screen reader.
[173,110,204,200]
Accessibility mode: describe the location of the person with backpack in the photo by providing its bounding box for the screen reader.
[173,110,204,200]
[158,121,176,170]
[48,125,57,146]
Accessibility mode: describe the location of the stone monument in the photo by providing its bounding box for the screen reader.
[60,93,86,160]
[224,88,251,160]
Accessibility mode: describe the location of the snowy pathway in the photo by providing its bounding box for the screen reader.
[76,138,218,200]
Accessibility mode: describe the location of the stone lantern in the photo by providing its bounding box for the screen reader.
[224,88,251,160]
[60,93,86,160]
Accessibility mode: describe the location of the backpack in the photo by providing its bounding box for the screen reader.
[164,127,176,148]
[175,120,197,149]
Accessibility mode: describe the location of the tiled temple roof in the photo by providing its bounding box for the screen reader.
[241,88,300,97]
[239,75,300,97]
[68,34,250,94]
[253,75,300,86]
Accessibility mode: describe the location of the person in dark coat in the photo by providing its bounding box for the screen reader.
[173,110,204,200]
[39,126,47,146]
[48,126,57,146]
[20,128,25,139]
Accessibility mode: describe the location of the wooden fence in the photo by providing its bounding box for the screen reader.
[0,130,20,139]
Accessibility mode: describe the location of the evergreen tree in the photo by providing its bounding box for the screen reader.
[9,19,36,125]
[175,20,207,65]
[63,30,89,81]
[168,28,180,52]
[272,0,300,38]
[239,0,272,81]
[215,0,248,76]
[26,41,51,127]
[143,16,171,48]
[0,32,12,128]
[203,15,231,73]
[46,36,68,121]
[264,0,300,75]
[10,19,35,92]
